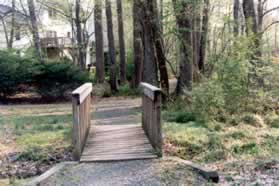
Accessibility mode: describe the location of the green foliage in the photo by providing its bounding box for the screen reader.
[232,142,259,155]
[228,131,246,139]
[192,80,225,120]
[0,50,90,99]
[126,50,134,81]
[270,118,279,128]
[34,61,90,98]
[164,111,196,123]
[0,51,36,97]
[116,83,140,97]
[18,146,49,161]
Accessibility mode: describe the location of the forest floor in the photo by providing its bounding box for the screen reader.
[0,97,278,185]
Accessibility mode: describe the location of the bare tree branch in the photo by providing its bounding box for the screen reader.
[262,21,279,33]
[263,6,279,17]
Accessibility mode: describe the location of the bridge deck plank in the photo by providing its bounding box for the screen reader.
[80,125,157,162]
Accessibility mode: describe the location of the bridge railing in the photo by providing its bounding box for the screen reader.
[72,83,93,160]
[141,82,162,155]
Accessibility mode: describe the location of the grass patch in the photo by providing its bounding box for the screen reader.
[232,142,259,155]
[0,104,72,163]
[163,110,279,162]
[163,111,196,123]
[227,131,246,139]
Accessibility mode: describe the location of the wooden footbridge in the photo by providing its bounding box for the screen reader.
[71,83,162,162]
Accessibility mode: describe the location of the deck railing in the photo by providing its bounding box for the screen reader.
[41,37,72,48]
[72,83,93,160]
[141,82,162,155]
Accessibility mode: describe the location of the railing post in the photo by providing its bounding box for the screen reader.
[72,95,81,160]
[141,83,162,155]
[72,83,93,161]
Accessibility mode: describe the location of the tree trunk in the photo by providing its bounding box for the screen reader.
[94,0,105,83]
[8,0,15,49]
[192,2,202,72]
[141,0,159,86]
[233,0,240,37]
[75,0,86,69]
[172,0,193,94]
[132,0,144,88]
[27,0,44,63]
[116,0,126,84]
[1,18,9,47]
[198,0,209,72]
[105,0,118,91]
[242,0,261,57]
[151,0,169,94]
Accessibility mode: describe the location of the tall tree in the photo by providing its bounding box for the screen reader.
[116,0,126,84]
[151,0,169,94]
[233,0,240,37]
[8,0,15,49]
[75,0,86,69]
[27,0,44,63]
[172,0,193,94]
[132,0,144,88]
[105,0,118,91]
[142,0,159,86]
[198,0,209,72]
[242,0,261,58]
[94,0,105,83]
[192,1,202,73]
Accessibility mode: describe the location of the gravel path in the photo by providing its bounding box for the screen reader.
[40,159,207,186]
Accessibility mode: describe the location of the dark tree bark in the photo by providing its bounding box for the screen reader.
[105,0,118,91]
[116,0,126,84]
[94,0,105,83]
[233,0,240,37]
[27,0,44,63]
[1,18,9,47]
[198,0,209,72]
[172,0,193,94]
[75,0,86,69]
[242,0,261,57]
[151,0,169,94]
[192,2,202,72]
[242,0,258,35]
[142,2,158,86]
[132,0,144,88]
[8,0,15,49]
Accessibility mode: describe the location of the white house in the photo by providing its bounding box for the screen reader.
[0,0,108,66]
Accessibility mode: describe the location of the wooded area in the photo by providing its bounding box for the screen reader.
[0,0,279,185]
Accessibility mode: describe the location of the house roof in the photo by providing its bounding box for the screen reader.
[0,4,13,16]
[0,4,27,18]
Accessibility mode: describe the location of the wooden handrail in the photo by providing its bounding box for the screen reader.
[141,82,162,155]
[72,83,92,160]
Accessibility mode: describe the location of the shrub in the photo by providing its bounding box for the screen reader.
[192,80,225,120]
[0,51,90,99]
[0,51,36,98]
[92,82,112,97]
[34,61,90,99]
[116,83,140,97]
